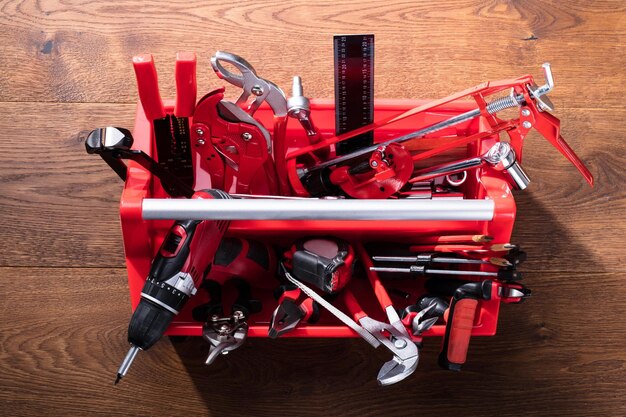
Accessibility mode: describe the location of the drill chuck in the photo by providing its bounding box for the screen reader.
[127,298,178,350]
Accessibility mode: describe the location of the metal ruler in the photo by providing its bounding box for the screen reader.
[333,34,374,155]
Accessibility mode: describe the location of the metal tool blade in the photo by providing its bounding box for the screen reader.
[282,266,380,348]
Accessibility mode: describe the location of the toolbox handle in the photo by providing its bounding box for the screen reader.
[141,198,495,221]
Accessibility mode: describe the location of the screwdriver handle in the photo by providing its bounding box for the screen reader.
[132,54,166,120]
[438,297,478,371]
[174,52,197,117]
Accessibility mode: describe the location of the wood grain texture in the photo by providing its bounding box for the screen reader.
[0,0,624,106]
[0,268,624,417]
[0,0,624,416]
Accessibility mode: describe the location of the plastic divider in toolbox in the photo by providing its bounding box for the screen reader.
[119,99,516,338]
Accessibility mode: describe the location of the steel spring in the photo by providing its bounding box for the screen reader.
[486,95,519,114]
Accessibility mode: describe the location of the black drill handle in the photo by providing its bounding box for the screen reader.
[128,219,201,349]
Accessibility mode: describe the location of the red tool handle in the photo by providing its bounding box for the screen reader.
[132,54,166,121]
[174,52,197,118]
[438,297,478,371]
[356,243,393,310]
[531,108,593,186]
[343,289,368,322]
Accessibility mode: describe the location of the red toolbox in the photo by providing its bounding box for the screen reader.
[84,47,592,385]
[121,98,517,338]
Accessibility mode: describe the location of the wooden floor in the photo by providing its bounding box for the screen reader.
[1,1,625,416]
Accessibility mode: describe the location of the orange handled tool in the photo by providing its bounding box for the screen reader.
[425,279,494,371]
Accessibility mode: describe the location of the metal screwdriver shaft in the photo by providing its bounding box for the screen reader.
[115,345,140,385]
[370,265,522,280]
[372,255,512,268]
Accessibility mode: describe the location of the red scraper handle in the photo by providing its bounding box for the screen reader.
[174,52,197,118]
[132,54,166,121]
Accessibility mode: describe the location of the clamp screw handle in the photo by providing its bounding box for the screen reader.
[528,63,555,112]
[538,63,555,96]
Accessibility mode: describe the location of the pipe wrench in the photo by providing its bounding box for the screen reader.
[343,289,419,385]
[281,265,417,386]
[211,51,291,194]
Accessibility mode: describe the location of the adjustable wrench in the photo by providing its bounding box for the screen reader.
[282,267,417,385]
[343,289,419,386]
[353,244,419,384]
[211,51,291,194]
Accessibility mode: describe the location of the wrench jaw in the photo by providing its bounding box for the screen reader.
[377,355,419,386]
[358,316,420,386]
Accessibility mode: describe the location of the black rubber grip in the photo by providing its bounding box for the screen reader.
[127,298,177,350]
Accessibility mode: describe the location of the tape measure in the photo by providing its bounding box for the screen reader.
[333,34,375,155]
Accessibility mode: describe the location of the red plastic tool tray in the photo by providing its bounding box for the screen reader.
[119,98,515,339]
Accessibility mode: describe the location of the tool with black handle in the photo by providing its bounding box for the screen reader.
[370,264,523,281]
[401,295,449,335]
[115,189,231,384]
[374,253,517,269]
[84,126,195,198]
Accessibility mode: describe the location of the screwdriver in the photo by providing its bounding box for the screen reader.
[115,189,231,384]
[369,265,522,281]
[418,234,494,244]
[372,254,513,268]
[408,243,518,253]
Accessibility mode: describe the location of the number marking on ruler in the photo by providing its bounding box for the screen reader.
[333,34,375,155]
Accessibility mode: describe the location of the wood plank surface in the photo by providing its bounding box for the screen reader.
[0,0,624,416]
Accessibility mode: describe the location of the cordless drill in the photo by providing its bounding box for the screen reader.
[115,189,231,384]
